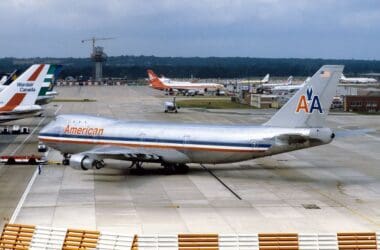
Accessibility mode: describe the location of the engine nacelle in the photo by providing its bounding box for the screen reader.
[69,154,105,171]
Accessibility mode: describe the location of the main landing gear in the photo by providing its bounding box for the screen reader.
[62,153,70,165]
[129,161,145,175]
[129,161,189,175]
[162,163,189,174]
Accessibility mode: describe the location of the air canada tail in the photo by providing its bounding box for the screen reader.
[264,65,344,128]
[40,65,62,94]
[147,69,167,89]
[0,64,52,111]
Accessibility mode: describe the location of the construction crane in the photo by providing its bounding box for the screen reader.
[81,37,115,50]
[81,37,115,81]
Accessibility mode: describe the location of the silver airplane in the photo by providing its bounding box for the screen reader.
[39,65,343,173]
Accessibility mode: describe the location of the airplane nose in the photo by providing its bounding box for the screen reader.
[39,119,58,135]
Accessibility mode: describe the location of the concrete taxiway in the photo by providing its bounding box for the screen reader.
[1,85,380,233]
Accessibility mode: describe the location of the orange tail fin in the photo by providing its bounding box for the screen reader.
[147,70,167,90]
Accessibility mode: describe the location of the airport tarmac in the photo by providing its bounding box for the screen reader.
[1,85,380,233]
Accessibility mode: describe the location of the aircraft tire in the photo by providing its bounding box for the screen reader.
[163,163,176,175]
[174,164,189,174]
[94,160,105,169]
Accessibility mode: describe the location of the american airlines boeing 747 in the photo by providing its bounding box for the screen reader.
[39,65,343,173]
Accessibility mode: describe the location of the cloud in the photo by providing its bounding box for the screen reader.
[0,0,379,58]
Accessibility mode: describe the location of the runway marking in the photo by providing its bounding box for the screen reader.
[11,118,47,155]
[200,164,242,200]
[9,167,38,223]
[10,105,62,156]
[54,105,63,115]
[8,105,62,223]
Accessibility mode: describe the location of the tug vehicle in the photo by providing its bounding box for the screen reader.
[0,155,47,165]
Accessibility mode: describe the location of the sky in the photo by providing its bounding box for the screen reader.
[0,0,379,59]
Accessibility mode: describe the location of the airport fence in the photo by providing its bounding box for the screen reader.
[0,224,379,250]
[56,81,127,86]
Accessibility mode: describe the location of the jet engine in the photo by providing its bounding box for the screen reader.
[69,154,105,171]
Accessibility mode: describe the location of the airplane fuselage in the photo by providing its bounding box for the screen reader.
[0,110,43,122]
[153,80,224,92]
[340,78,377,84]
[39,115,334,164]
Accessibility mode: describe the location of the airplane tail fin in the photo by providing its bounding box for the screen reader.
[0,64,53,111]
[42,65,62,94]
[264,65,344,128]
[262,74,270,83]
[147,69,167,89]
[2,70,20,86]
[147,69,158,81]
[0,76,6,85]
[286,76,293,85]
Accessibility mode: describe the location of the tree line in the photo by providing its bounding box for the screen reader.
[1,56,379,80]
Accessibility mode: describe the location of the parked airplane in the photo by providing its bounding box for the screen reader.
[239,74,270,84]
[340,74,377,84]
[272,77,311,95]
[0,64,54,122]
[261,76,293,92]
[0,66,61,105]
[147,70,224,94]
[40,65,343,173]
[272,77,311,108]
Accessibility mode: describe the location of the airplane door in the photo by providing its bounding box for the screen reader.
[139,133,146,149]
[183,135,191,152]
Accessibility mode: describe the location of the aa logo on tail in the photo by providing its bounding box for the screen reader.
[295,87,323,114]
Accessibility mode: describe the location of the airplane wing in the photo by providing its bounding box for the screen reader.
[83,145,162,161]
[78,145,190,163]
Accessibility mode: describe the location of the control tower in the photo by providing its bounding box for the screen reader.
[91,46,107,81]
[82,37,114,81]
